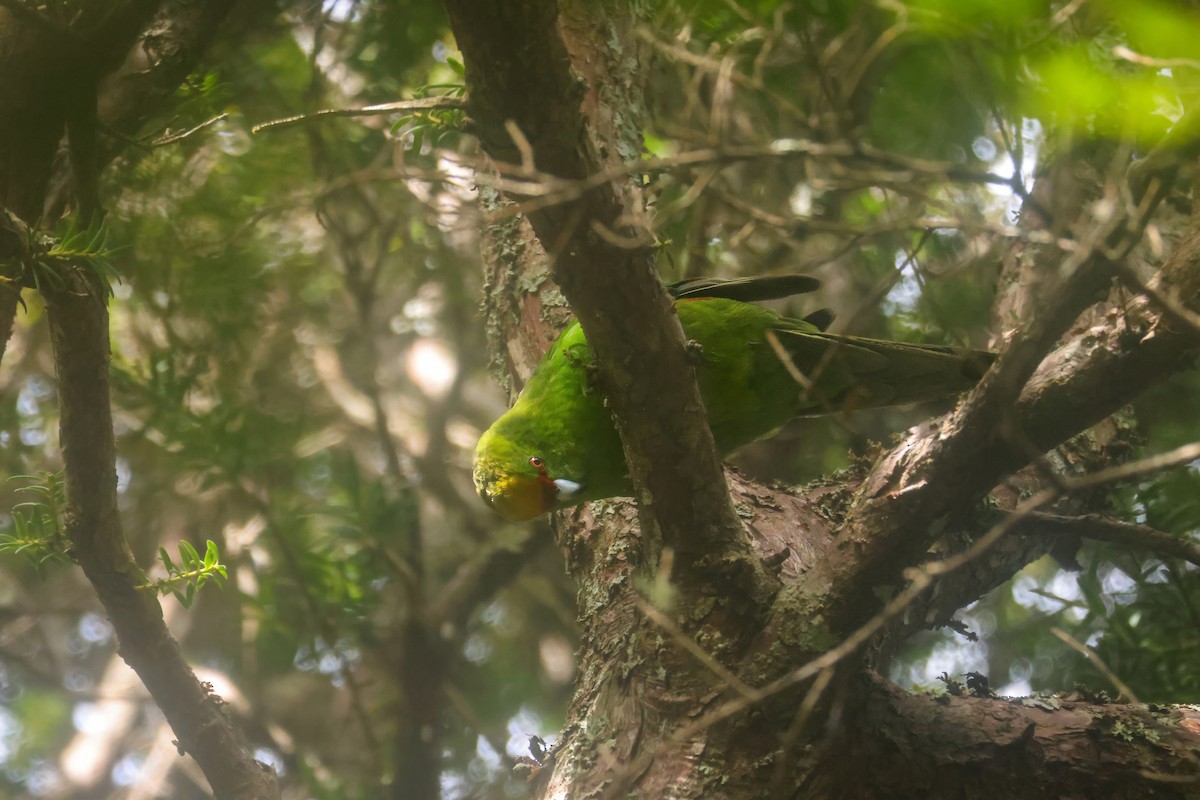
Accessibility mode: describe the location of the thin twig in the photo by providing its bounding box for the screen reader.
[764,330,814,390]
[635,26,809,124]
[769,665,835,799]
[1113,261,1200,338]
[468,137,1017,213]
[1051,627,1140,703]
[636,597,757,700]
[252,95,466,134]
[715,188,1075,249]
[1018,512,1200,569]
[1066,442,1200,489]
[839,19,908,106]
[1113,45,1200,71]
[151,112,229,146]
[1050,0,1087,28]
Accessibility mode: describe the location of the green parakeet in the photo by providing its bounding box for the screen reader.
[473,275,995,521]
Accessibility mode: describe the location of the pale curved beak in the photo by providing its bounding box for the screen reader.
[553,478,583,498]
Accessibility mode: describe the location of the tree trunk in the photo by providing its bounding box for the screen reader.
[446,2,1200,798]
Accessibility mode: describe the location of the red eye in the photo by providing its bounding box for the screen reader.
[529,456,544,469]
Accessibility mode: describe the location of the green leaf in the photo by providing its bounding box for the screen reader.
[179,539,201,566]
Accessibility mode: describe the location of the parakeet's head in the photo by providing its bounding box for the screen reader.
[473,426,584,521]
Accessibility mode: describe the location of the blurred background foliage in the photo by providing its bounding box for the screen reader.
[0,0,1197,797]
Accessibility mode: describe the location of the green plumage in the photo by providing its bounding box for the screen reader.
[473,276,994,520]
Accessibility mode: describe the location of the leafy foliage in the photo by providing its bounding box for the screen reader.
[139,540,228,609]
[0,214,120,298]
[0,473,69,567]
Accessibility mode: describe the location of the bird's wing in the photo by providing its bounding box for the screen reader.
[668,274,821,302]
[770,327,995,412]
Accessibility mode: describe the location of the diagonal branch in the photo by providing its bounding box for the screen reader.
[42,269,279,800]
[1017,512,1200,570]
[826,142,1199,630]
[836,247,1200,655]
[824,245,1200,634]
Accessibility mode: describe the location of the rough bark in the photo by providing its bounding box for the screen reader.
[449,3,1200,799]
[825,149,1184,633]
[445,0,755,571]
[815,673,1200,800]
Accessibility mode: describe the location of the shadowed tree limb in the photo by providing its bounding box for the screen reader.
[834,251,1199,644]
[43,268,279,799]
[824,152,1199,631]
[812,672,1200,798]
